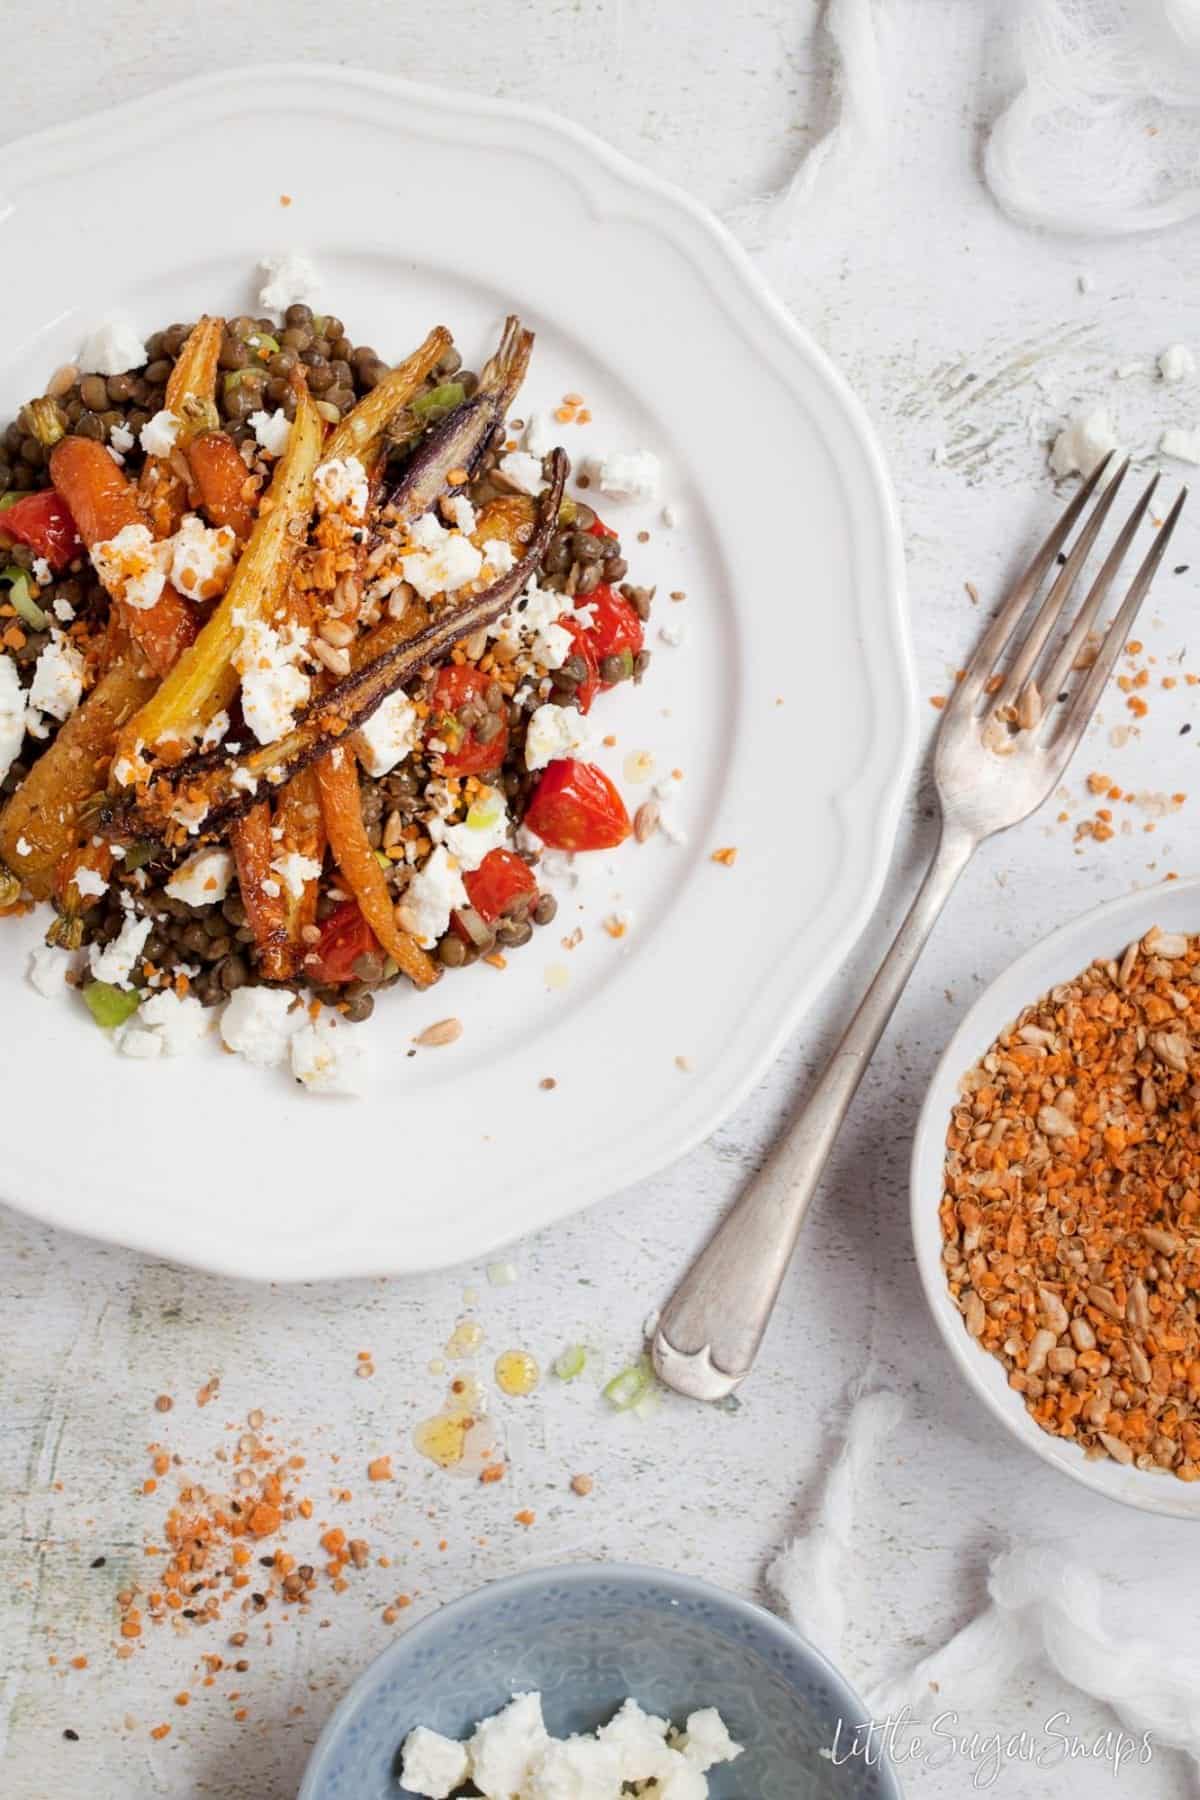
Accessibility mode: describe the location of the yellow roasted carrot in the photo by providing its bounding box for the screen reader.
[315,745,437,989]
[115,384,323,767]
[322,326,451,465]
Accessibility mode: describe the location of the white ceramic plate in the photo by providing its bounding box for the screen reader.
[1,66,913,1278]
[912,877,1200,1519]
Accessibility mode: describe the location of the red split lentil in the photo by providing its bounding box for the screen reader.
[941,924,1200,1479]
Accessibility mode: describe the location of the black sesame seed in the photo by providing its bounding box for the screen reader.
[90,1555,106,1568]
[1182,723,1192,736]
[1174,564,1189,575]
[63,1729,79,1742]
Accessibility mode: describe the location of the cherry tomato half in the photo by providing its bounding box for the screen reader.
[305,898,381,985]
[1,489,83,570]
[575,583,643,687]
[587,512,619,541]
[523,758,632,852]
[462,848,538,923]
[426,664,506,776]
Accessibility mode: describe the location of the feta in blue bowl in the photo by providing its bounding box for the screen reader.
[298,1563,903,1799]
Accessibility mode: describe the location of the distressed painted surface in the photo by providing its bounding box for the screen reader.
[4,3,1200,1795]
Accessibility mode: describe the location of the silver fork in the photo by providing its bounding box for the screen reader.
[652,454,1187,1401]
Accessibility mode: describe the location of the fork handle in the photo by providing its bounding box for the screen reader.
[652,819,977,1400]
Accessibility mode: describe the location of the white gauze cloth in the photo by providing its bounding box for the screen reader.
[867,1548,1200,1763]
[737,0,888,242]
[985,0,1200,237]
[766,1387,905,1666]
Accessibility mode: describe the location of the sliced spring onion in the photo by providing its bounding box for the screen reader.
[554,1344,587,1381]
[603,1355,653,1411]
[557,497,578,526]
[246,332,280,358]
[374,849,392,872]
[223,369,266,398]
[82,982,142,1029]
[21,396,65,449]
[411,381,466,423]
[121,842,157,873]
[0,492,21,511]
[2,568,48,631]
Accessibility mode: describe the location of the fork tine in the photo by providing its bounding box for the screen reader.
[992,457,1131,715]
[1039,472,1161,708]
[952,451,1118,710]
[1049,486,1188,765]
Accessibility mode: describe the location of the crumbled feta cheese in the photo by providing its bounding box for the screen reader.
[91,521,171,612]
[261,877,281,898]
[653,1761,708,1799]
[77,317,147,377]
[233,609,312,745]
[74,866,109,900]
[140,409,181,458]
[199,709,230,752]
[170,514,238,602]
[1049,409,1118,480]
[29,632,85,722]
[525,702,594,772]
[661,501,682,528]
[232,766,259,796]
[52,596,75,622]
[490,578,574,669]
[437,788,509,871]
[109,422,134,455]
[88,908,152,990]
[1159,345,1195,384]
[0,655,26,784]
[446,493,477,534]
[659,810,688,847]
[1160,425,1200,465]
[523,412,558,458]
[220,986,305,1067]
[399,1727,470,1800]
[468,1693,549,1799]
[658,618,688,648]
[678,1708,743,1772]
[165,847,234,906]
[314,455,369,519]
[31,556,53,588]
[524,1735,625,1798]
[289,1019,368,1096]
[249,408,292,456]
[15,836,30,856]
[482,537,516,576]
[169,793,210,835]
[498,450,547,495]
[598,1701,673,1782]
[355,689,419,777]
[118,989,208,1059]
[515,822,543,856]
[585,447,661,503]
[28,944,72,999]
[258,252,323,313]
[271,850,322,900]
[401,511,483,601]
[396,844,468,946]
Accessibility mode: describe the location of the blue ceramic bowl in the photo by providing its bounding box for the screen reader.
[298,1564,902,1799]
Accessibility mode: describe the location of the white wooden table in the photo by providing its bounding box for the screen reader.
[5,5,1200,1795]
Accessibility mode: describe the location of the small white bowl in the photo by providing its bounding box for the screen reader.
[911,874,1200,1520]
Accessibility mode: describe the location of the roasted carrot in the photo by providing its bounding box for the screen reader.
[186,431,258,538]
[115,383,323,766]
[140,316,224,537]
[0,659,157,900]
[322,326,451,466]
[49,436,195,677]
[315,745,437,988]
[230,803,289,974]
[272,768,325,978]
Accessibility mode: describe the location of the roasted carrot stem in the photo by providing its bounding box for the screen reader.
[315,745,437,989]
[49,436,195,677]
[186,431,257,538]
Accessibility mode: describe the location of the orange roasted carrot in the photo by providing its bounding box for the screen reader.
[186,431,258,538]
[314,745,437,989]
[140,316,224,537]
[49,436,195,677]
[271,768,325,978]
[230,802,289,975]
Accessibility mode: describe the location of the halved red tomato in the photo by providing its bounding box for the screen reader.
[426,664,506,776]
[574,582,643,687]
[305,898,381,985]
[524,758,631,851]
[587,512,618,541]
[1,489,83,570]
[462,848,537,923]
